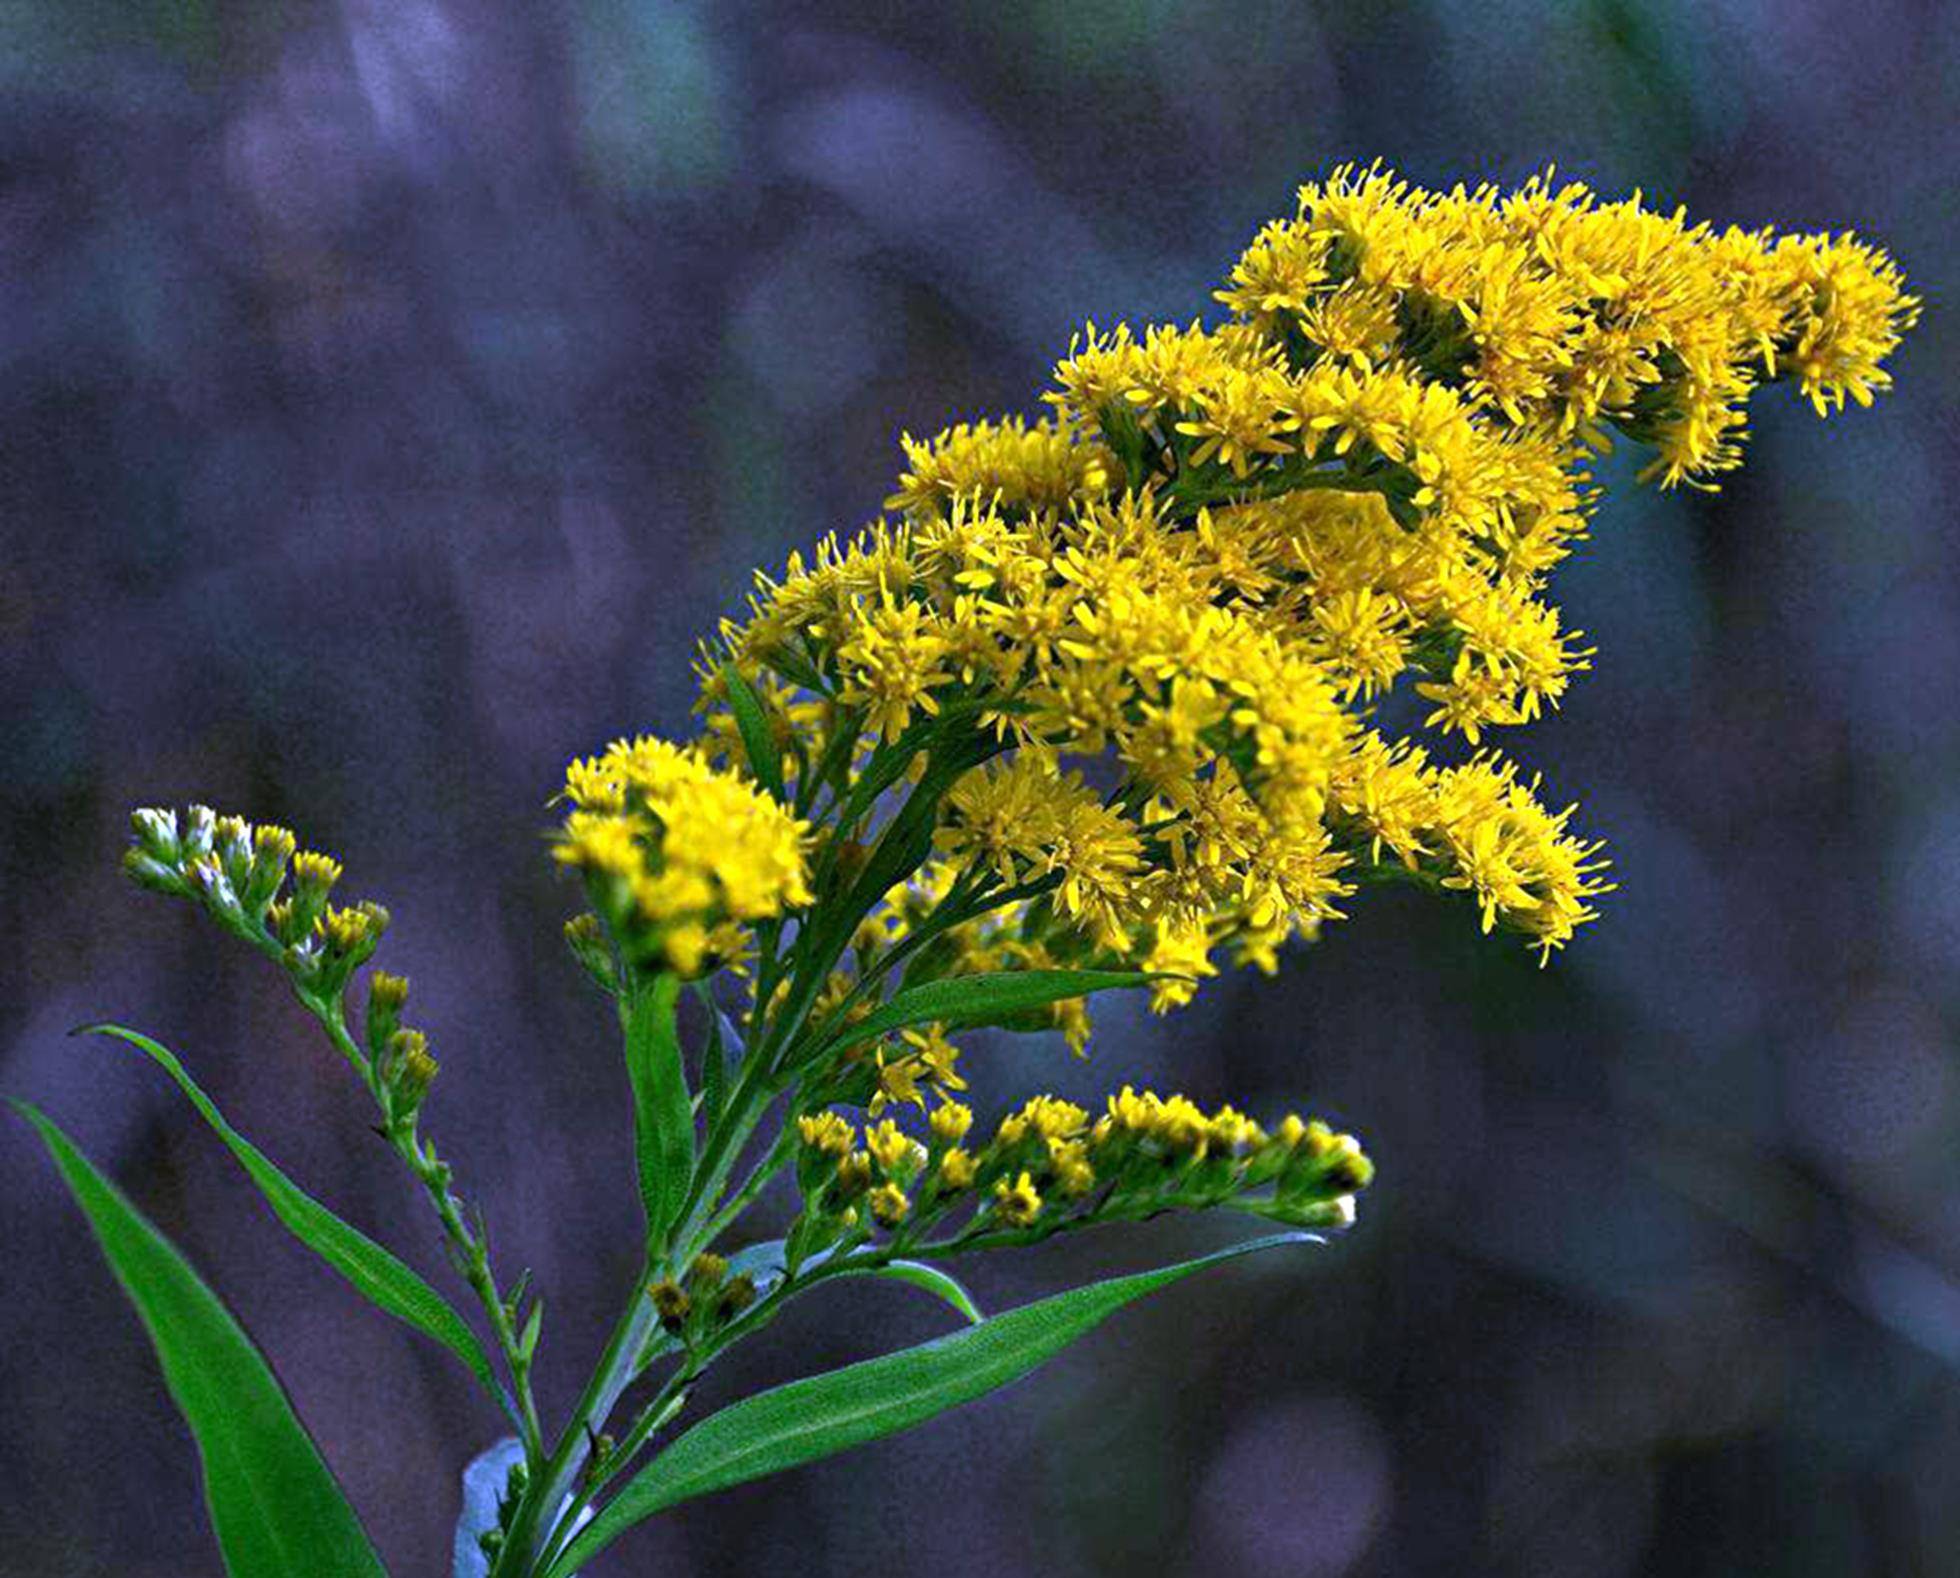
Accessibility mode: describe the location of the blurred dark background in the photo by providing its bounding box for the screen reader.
[3,2,1956,1574]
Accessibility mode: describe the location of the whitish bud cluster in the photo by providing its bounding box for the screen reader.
[124,807,436,1112]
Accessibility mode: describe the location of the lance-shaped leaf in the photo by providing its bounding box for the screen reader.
[547,1232,1312,1575]
[692,993,740,1135]
[80,1023,511,1421]
[853,1259,983,1324]
[720,662,786,803]
[815,969,1156,1059]
[13,1099,389,1578]
[625,974,693,1249]
[721,1240,983,1324]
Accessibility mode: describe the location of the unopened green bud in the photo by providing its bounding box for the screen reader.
[122,846,190,897]
[244,824,296,910]
[129,807,180,862]
[214,816,253,891]
[182,805,217,861]
[288,850,342,937]
[563,912,616,992]
[386,1028,438,1111]
[186,854,239,913]
[365,971,410,1058]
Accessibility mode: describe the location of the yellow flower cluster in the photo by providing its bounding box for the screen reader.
[791,1083,1373,1252]
[554,736,812,977]
[702,168,1911,995]
[1218,164,1919,476]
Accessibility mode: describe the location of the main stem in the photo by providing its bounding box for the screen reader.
[496,1036,783,1573]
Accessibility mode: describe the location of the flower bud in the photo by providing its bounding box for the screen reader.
[386,1028,438,1113]
[214,816,253,892]
[265,899,300,946]
[929,1101,973,1146]
[130,807,180,863]
[717,1272,758,1318]
[365,971,410,1059]
[122,846,190,897]
[647,1279,692,1333]
[186,854,239,913]
[864,1119,925,1182]
[563,912,616,992]
[244,824,296,910]
[796,1111,855,1193]
[182,805,217,861]
[288,850,342,939]
[991,1171,1042,1227]
[936,1147,977,1192]
[832,1151,874,1203]
[317,901,388,993]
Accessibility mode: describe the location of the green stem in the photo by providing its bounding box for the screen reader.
[302,997,545,1461]
[493,1270,659,1576]
[667,1061,778,1261]
[682,1121,797,1261]
[565,1364,693,1517]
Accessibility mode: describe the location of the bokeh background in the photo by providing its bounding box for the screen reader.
[3,2,1957,1573]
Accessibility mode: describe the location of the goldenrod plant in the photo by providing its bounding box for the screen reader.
[16,167,1915,1576]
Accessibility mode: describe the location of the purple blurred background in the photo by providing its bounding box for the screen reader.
[3,2,1957,1573]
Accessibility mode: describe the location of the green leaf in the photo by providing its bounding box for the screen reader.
[625,974,693,1250]
[818,969,1154,1056]
[547,1232,1311,1575]
[12,1099,389,1578]
[773,729,1008,1066]
[695,993,732,1133]
[722,1235,790,1289]
[758,639,830,696]
[720,662,785,803]
[717,1241,980,1322]
[853,1260,984,1324]
[80,1023,511,1422]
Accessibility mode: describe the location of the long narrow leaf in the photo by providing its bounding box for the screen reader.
[821,969,1155,1055]
[625,974,693,1249]
[785,730,1008,1048]
[80,1024,512,1423]
[13,1099,389,1577]
[719,1241,980,1322]
[720,662,785,803]
[548,1232,1311,1574]
[852,1260,983,1324]
[697,998,730,1133]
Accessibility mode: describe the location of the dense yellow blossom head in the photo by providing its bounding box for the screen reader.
[694,167,1912,1022]
[577,188,1928,1138]
[555,736,811,977]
